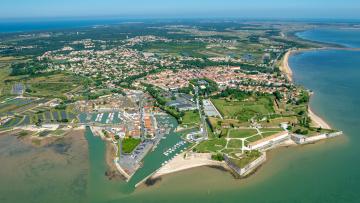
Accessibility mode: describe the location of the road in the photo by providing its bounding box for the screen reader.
[195,86,209,139]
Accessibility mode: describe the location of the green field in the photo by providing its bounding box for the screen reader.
[211,96,274,121]
[194,138,226,153]
[228,129,258,138]
[23,74,83,99]
[245,134,263,143]
[292,126,337,137]
[134,41,208,58]
[228,150,262,168]
[28,83,75,98]
[122,138,141,154]
[0,71,85,99]
[181,111,201,127]
[209,117,249,128]
[227,139,243,149]
[260,116,298,127]
[0,57,25,97]
[0,65,11,96]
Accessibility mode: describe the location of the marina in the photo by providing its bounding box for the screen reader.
[163,141,187,157]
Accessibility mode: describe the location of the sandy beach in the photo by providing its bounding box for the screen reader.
[279,50,294,81]
[152,152,225,179]
[308,107,331,129]
[281,49,332,129]
[105,142,128,181]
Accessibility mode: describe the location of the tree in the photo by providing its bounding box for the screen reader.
[297,91,310,105]
[211,153,224,161]
[25,88,32,93]
[294,129,302,134]
[273,91,282,100]
[35,119,42,127]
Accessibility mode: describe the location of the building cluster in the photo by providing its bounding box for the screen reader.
[142,66,291,95]
[143,106,156,138]
[195,37,236,44]
[166,93,197,112]
[125,35,171,46]
[39,46,160,86]
[75,90,153,139]
[75,94,137,112]
[36,36,207,88]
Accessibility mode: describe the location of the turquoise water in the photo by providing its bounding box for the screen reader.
[115,28,360,202]
[1,28,360,203]
[297,28,360,48]
[102,45,360,202]
[83,114,191,202]
[127,115,190,187]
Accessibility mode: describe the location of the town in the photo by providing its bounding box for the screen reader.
[0,21,342,185]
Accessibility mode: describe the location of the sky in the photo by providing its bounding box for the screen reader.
[1,0,360,20]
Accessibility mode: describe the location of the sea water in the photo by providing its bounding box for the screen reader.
[1,28,360,203]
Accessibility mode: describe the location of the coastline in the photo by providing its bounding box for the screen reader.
[308,106,331,129]
[280,47,360,82]
[279,50,294,82]
[88,126,132,180]
[137,50,335,186]
[151,152,226,179]
[105,142,128,181]
[282,49,332,129]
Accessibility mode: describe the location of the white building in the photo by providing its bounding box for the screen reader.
[247,131,289,150]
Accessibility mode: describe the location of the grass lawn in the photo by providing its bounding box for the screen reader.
[181,111,201,127]
[195,138,226,153]
[229,129,258,138]
[228,150,262,168]
[246,134,263,143]
[206,122,217,139]
[260,116,298,127]
[122,138,141,154]
[211,96,274,121]
[227,139,243,149]
[221,148,243,155]
[208,117,250,130]
[260,128,283,138]
[138,41,207,57]
[292,126,337,137]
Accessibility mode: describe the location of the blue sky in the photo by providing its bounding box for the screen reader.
[1,0,360,20]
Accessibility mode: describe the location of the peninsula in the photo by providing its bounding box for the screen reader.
[0,20,344,187]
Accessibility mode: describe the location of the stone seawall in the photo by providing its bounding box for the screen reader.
[224,152,267,177]
[291,131,343,144]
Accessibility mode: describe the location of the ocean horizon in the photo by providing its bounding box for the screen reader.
[1,24,360,203]
[1,18,360,34]
[0,19,127,33]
